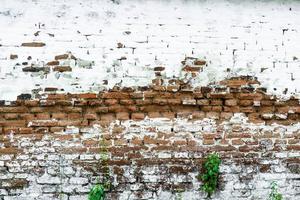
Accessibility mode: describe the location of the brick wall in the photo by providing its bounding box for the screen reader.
[0,77,299,199]
[1,0,300,199]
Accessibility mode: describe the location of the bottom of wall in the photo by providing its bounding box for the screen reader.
[0,114,299,200]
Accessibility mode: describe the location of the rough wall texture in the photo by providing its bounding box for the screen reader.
[1,0,300,100]
[1,0,300,200]
[1,79,300,199]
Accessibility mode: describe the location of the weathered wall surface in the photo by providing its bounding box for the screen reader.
[0,0,300,200]
[0,80,300,199]
[0,0,300,100]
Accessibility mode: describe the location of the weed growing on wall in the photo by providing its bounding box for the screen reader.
[199,153,221,198]
[268,181,283,200]
[88,131,111,200]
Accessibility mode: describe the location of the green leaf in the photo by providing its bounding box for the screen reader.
[199,153,221,198]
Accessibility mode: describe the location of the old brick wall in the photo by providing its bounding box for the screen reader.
[0,78,300,199]
[1,0,300,200]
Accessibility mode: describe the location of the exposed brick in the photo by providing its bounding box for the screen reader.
[197,99,210,105]
[239,100,253,106]
[210,99,223,106]
[131,113,145,120]
[21,42,45,47]
[53,66,72,72]
[225,99,237,106]
[116,112,130,120]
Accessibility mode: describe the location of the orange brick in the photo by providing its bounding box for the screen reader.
[104,99,119,105]
[239,100,253,106]
[100,114,115,121]
[148,112,161,118]
[36,113,50,120]
[210,99,223,106]
[4,114,19,120]
[116,112,130,120]
[84,113,98,120]
[197,99,210,105]
[225,99,237,106]
[131,113,145,120]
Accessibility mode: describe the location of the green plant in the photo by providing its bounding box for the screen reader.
[268,181,283,200]
[199,153,221,198]
[88,132,111,200]
[88,184,105,200]
[174,188,184,200]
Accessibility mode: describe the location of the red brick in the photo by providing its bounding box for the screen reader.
[240,107,254,113]
[88,100,103,106]
[52,113,67,119]
[153,98,168,105]
[208,93,234,99]
[220,112,233,120]
[53,66,72,72]
[102,92,129,99]
[0,107,28,113]
[47,94,67,100]
[36,113,50,120]
[108,105,128,112]
[130,92,144,99]
[4,114,19,120]
[210,99,223,105]
[203,139,214,145]
[116,112,130,120]
[197,99,210,105]
[104,99,119,105]
[238,93,263,100]
[192,111,205,119]
[225,99,237,106]
[206,112,220,119]
[259,106,274,113]
[29,120,58,127]
[167,99,181,105]
[131,113,145,120]
[21,42,45,47]
[0,148,23,154]
[161,112,175,118]
[50,127,64,132]
[56,100,72,106]
[135,99,152,105]
[211,106,222,112]
[57,120,87,127]
[120,99,134,105]
[201,106,212,112]
[182,65,201,72]
[239,100,253,106]
[73,100,88,106]
[100,114,115,121]
[84,113,98,120]
[46,60,59,65]
[261,100,274,106]
[68,113,81,119]
[148,112,161,118]
[223,106,240,112]
[166,85,180,92]
[94,107,109,113]
[19,127,33,134]
[287,145,300,151]
[232,139,244,145]
[24,100,39,107]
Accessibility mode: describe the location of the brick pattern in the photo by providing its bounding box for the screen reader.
[0,77,299,199]
[0,117,299,199]
[0,77,299,136]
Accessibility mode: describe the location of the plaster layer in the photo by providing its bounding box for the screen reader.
[0,0,300,100]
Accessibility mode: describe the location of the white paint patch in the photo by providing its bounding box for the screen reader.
[0,0,300,100]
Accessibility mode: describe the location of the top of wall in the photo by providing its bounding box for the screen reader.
[0,0,300,100]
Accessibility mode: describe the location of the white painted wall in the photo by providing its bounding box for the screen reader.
[0,0,300,100]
